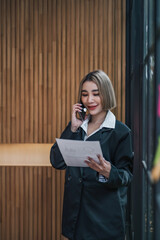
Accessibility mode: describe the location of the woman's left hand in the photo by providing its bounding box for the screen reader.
[85,154,111,179]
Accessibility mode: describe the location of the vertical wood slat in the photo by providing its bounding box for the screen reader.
[34,0,39,143]
[57,0,62,138]
[80,0,85,80]
[24,167,29,240]
[47,0,52,142]
[2,0,7,143]
[11,167,15,239]
[11,0,16,143]
[61,0,66,131]
[43,0,48,143]
[52,0,57,140]
[20,167,24,240]
[107,0,113,82]
[6,167,10,240]
[29,0,34,143]
[46,168,52,240]
[84,0,89,74]
[0,1,126,240]
[38,0,43,143]
[75,0,80,103]
[98,0,103,69]
[6,0,11,143]
[24,0,30,142]
[20,0,25,143]
[71,0,75,107]
[11,0,19,142]
[116,0,122,120]
[33,167,38,240]
[66,0,71,123]
[15,0,20,143]
[103,0,108,74]
[15,167,20,240]
[94,0,98,70]
[122,0,126,123]
[28,167,33,240]
[37,167,42,240]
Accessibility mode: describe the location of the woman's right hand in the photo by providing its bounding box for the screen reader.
[71,103,83,132]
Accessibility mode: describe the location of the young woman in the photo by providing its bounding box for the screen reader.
[50,70,133,240]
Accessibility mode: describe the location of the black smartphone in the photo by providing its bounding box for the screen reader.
[78,103,87,121]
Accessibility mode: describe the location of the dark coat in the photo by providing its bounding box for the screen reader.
[50,120,133,240]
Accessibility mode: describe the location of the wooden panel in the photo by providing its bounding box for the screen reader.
[0,0,126,239]
[0,144,52,166]
[0,0,126,144]
[0,166,67,240]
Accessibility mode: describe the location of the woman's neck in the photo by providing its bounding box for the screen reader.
[90,111,107,125]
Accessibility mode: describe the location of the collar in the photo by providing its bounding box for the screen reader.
[80,110,116,134]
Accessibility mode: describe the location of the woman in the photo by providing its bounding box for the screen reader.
[50,70,133,240]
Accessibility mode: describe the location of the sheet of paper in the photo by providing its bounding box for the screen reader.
[56,138,103,167]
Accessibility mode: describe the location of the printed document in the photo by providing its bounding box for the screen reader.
[56,138,103,167]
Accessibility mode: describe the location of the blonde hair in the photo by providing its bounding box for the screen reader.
[78,70,116,110]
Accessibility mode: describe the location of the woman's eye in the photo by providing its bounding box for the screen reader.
[81,94,88,97]
[94,94,99,96]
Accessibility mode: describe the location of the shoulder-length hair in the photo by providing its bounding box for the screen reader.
[78,70,117,110]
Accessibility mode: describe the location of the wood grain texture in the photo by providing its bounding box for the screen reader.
[0,144,52,166]
[0,0,126,239]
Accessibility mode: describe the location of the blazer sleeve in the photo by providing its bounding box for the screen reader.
[104,130,133,189]
[50,122,81,170]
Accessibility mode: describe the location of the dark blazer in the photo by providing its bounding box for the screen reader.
[50,120,133,240]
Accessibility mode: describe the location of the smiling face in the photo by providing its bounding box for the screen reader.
[81,81,106,117]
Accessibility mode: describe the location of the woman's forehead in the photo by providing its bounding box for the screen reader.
[82,81,98,90]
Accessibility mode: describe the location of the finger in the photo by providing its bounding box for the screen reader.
[75,103,82,106]
[73,105,82,111]
[87,157,103,170]
[73,103,82,109]
[85,160,102,172]
[97,154,105,166]
[72,106,82,114]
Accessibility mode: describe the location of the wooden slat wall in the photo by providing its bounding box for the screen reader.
[0,166,57,240]
[0,0,126,239]
[0,0,126,144]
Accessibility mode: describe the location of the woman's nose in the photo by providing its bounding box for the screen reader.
[88,95,94,102]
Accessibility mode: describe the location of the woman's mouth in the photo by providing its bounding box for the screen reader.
[88,105,97,110]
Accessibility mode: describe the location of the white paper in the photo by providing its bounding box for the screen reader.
[56,138,103,167]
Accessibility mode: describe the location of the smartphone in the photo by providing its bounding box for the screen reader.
[78,103,87,121]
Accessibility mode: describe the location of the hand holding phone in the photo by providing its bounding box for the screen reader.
[71,103,87,132]
[78,104,87,121]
